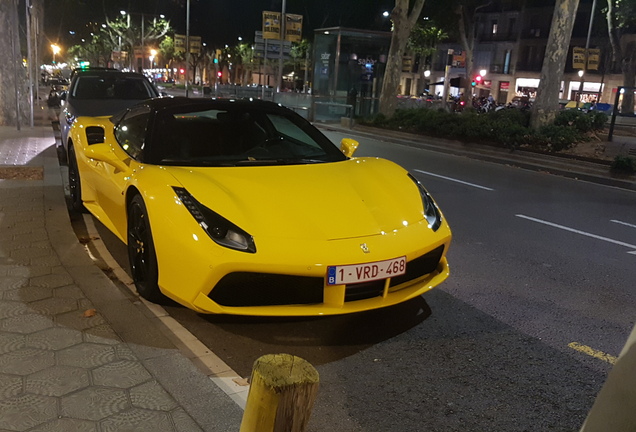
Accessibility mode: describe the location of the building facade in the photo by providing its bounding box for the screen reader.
[401,0,625,106]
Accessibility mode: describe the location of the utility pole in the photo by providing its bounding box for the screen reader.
[25,0,34,127]
[185,0,190,97]
[11,0,21,130]
[441,49,453,112]
[277,0,286,93]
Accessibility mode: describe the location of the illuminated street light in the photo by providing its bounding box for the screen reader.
[51,44,60,64]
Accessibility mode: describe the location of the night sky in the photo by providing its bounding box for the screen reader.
[44,0,395,48]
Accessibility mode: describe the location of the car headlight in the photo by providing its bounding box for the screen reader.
[172,187,256,253]
[408,174,442,231]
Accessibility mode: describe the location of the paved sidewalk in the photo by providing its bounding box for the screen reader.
[0,126,243,431]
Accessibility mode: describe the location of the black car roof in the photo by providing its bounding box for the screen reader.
[144,96,291,112]
[109,97,295,125]
[70,68,149,80]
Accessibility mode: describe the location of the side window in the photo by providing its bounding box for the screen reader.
[114,105,151,160]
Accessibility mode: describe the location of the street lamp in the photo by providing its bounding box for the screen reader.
[51,44,60,64]
[149,49,157,69]
[423,69,431,97]
[577,70,585,109]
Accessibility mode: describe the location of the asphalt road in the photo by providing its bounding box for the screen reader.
[81,127,636,431]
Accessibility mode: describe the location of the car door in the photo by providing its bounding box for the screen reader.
[91,105,151,238]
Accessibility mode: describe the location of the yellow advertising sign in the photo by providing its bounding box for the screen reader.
[285,13,303,42]
[174,34,201,54]
[573,47,586,69]
[573,47,601,70]
[263,11,281,40]
[587,48,600,70]
[175,34,186,53]
[189,36,202,55]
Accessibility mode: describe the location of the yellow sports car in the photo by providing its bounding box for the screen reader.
[67,97,451,316]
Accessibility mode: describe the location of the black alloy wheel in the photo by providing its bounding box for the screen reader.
[67,145,87,213]
[127,194,164,303]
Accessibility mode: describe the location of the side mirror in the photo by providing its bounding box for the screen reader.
[85,143,130,172]
[340,138,359,158]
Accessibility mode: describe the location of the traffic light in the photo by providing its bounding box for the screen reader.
[179,68,185,74]
[471,75,483,87]
[217,71,222,78]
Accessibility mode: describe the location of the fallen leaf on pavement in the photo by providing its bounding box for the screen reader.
[83,309,97,317]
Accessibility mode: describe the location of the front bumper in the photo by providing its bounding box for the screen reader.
[154,217,451,316]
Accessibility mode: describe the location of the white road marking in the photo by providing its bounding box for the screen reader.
[516,214,636,255]
[611,219,636,230]
[413,169,495,191]
[82,214,249,409]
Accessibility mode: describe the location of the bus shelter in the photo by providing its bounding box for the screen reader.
[312,27,391,121]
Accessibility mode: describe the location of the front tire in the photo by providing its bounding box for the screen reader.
[67,145,86,213]
[127,194,164,303]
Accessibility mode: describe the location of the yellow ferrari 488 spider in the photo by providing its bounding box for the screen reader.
[67,97,451,316]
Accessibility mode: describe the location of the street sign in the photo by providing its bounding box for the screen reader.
[254,31,291,59]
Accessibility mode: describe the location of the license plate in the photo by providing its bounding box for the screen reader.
[327,256,406,285]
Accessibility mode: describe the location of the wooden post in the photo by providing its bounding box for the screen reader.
[240,353,320,432]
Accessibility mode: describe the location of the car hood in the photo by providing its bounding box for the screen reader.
[164,158,425,241]
[65,99,147,117]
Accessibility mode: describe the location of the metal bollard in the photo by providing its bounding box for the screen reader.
[240,353,320,432]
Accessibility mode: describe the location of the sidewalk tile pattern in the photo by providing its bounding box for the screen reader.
[0,130,204,431]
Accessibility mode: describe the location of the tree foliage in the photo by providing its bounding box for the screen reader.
[67,34,114,67]
[407,22,448,66]
[103,14,171,71]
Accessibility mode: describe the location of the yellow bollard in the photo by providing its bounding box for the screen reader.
[240,353,320,432]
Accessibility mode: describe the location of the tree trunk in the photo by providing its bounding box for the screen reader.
[0,0,25,126]
[379,0,426,117]
[620,44,636,114]
[457,5,475,104]
[530,0,581,129]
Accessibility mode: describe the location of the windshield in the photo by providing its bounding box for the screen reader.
[72,75,157,100]
[153,106,347,166]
